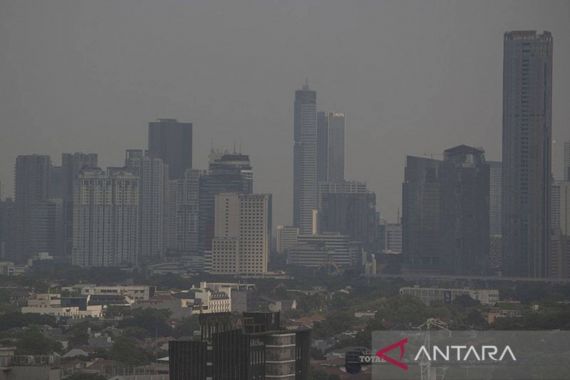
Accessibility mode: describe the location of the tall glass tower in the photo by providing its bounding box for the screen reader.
[502,31,553,278]
[293,83,318,234]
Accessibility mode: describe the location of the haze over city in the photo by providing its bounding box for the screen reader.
[1,0,569,225]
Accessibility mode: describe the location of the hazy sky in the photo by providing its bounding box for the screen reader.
[1,0,569,225]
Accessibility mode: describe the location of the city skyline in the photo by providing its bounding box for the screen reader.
[1,1,569,226]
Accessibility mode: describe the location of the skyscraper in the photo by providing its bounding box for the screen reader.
[148,118,193,180]
[72,168,139,267]
[402,156,442,273]
[61,153,98,257]
[550,181,570,278]
[439,145,490,275]
[125,150,168,259]
[14,155,51,261]
[199,151,253,253]
[317,111,345,183]
[488,161,502,236]
[564,141,570,182]
[293,83,318,234]
[166,169,203,258]
[319,186,377,252]
[502,31,553,278]
[211,193,271,274]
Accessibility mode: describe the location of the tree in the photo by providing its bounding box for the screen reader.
[173,316,200,338]
[16,327,62,355]
[118,308,172,337]
[110,336,151,366]
[64,374,107,380]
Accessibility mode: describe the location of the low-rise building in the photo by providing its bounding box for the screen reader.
[399,287,499,305]
[21,293,103,319]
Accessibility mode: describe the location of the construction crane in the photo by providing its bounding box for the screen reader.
[415,318,450,380]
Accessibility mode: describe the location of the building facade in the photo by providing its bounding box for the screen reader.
[502,31,553,278]
[211,193,271,274]
[293,84,318,235]
[148,118,193,180]
[276,225,299,255]
[317,111,345,183]
[72,168,139,267]
[125,150,169,259]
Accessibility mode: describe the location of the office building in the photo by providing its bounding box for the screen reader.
[317,111,345,183]
[14,155,51,261]
[148,118,193,180]
[0,199,15,259]
[440,145,490,275]
[211,193,271,274]
[402,155,442,273]
[72,168,139,267]
[319,191,377,251]
[502,31,553,278]
[489,161,502,236]
[276,225,299,254]
[287,233,359,269]
[384,223,402,254]
[125,150,169,259]
[564,141,570,182]
[293,83,318,234]
[551,181,570,278]
[30,199,64,258]
[169,312,310,380]
[166,169,203,258]
[199,151,253,253]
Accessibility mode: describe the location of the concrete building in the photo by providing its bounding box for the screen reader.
[319,190,377,252]
[502,31,553,278]
[564,141,570,182]
[399,287,499,306]
[440,145,490,275]
[317,111,345,183]
[551,181,570,278]
[61,153,98,257]
[211,193,271,274]
[71,168,139,267]
[199,151,253,253]
[488,161,502,236]
[62,284,155,302]
[276,225,299,254]
[166,169,203,258]
[29,199,64,258]
[384,223,402,254]
[21,293,103,319]
[402,156,442,273]
[148,118,193,180]
[293,83,318,235]
[14,155,51,262]
[125,150,169,259]
[169,312,310,380]
[287,233,359,269]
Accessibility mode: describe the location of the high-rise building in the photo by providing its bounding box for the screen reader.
[199,151,253,253]
[61,153,98,256]
[169,312,310,380]
[211,193,271,274]
[384,223,403,254]
[276,225,299,254]
[402,156,442,273]
[72,168,139,267]
[319,190,377,251]
[317,111,345,183]
[293,83,318,234]
[148,118,193,180]
[125,150,168,259]
[166,169,203,258]
[550,181,570,278]
[287,233,359,269]
[502,31,553,278]
[30,199,64,258]
[0,199,15,259]
[439,145,490,275]
[14,155,51,261]
[488,161,502,236]
[564,141,570,182]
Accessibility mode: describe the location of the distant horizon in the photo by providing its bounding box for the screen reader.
[1,1,569,225]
